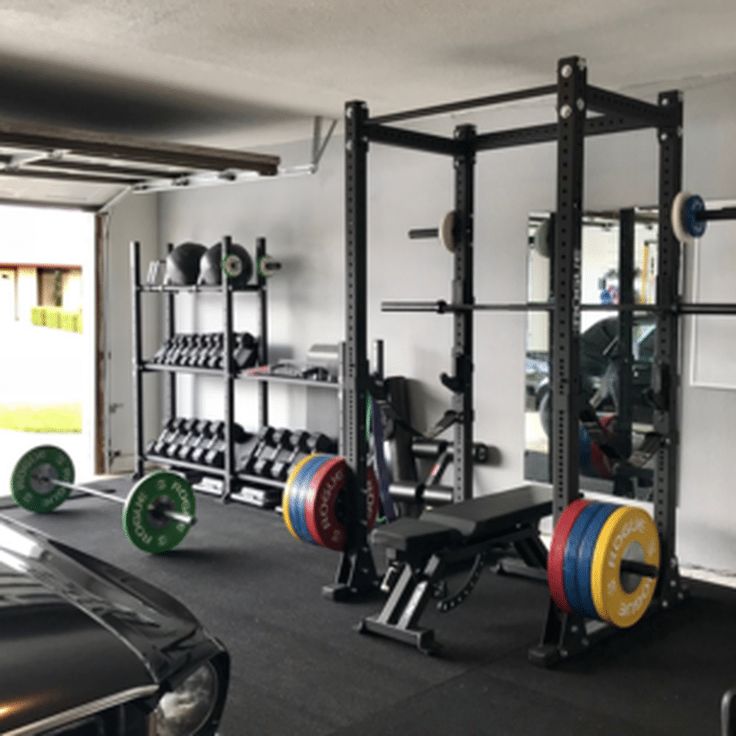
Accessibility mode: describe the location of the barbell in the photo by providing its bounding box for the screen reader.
[11,445,196,554]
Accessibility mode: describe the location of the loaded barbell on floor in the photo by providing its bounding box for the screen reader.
[11,445,196,554]
[548,499,660,628]
[671,191,736,244]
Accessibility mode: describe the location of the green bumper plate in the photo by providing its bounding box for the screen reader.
[11,445,74,513]
[122,472,196,554]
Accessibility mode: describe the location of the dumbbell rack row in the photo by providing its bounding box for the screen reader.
[145,422,337,508]
[131,237,271,502]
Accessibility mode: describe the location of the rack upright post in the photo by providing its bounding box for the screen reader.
[654,91,685,603]
[222,236,236,502]
[325,99,378,600]
[131,241,145,480]
[451,124,476,503]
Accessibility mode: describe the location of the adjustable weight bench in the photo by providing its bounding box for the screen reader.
[358,483,553,653]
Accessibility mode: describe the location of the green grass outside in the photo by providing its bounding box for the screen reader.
[0,404,82,433]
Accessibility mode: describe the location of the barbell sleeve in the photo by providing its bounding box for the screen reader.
[619,560,660,579]
[161,509,197,527]
[408,227,440,240]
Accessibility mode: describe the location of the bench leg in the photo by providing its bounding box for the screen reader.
[358,556,443,654]
[495,528,548,581]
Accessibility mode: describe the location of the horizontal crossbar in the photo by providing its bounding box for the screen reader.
[367,85,557,125]
[365,124,461,156]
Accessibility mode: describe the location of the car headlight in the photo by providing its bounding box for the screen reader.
[152,662,219,736]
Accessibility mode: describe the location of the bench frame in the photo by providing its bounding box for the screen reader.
[359,521,548,653]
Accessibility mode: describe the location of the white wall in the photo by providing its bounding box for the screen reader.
[105,194,161,473]
[158,75,736,572]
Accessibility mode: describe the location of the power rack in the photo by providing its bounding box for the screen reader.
[335,55,688,664]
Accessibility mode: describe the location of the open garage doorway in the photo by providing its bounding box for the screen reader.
[0,205,96,497]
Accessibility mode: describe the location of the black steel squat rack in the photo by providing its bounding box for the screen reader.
[335,55,691,664]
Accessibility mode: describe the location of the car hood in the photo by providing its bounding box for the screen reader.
[0,514,219,734]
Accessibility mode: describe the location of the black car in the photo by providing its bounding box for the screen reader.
[0,513,229,736]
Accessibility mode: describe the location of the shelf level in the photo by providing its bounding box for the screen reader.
[143,362,225,377]
[144,453,228,478]
[144,361,340,389]
[144,453,286,490]
[139,284,261,294]
[239,373,340,390]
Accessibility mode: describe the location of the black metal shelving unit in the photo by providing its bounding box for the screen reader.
[131,236,341,504]
[131,236,271,502]
[338,55,690,664]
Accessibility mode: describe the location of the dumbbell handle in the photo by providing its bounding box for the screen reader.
[39,477,196,527]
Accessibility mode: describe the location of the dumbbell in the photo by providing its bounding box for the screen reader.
[240,426,276,475]
[191,421,224,465]
[270,432,337,481]
[182,334,201,366]
[195,334,218,368]
[177,419,212,461]
[11,445,197,554]
[166,334,188,365]
[148,417,188,457]
[165,418,197,458]
[204,422,249,468]
[207,334,225,369]
[183,335,204,367]
[152,337,173,364]
[253,428,292,477]
[270,430,310,481]
[234,333,259,370]
[305,432,336,454]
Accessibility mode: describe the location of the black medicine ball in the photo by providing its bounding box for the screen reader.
[164,242,207,286]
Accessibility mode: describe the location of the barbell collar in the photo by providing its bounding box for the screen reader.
[158,508,197,527]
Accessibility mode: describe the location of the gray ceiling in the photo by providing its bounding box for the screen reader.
[1,0,736,148]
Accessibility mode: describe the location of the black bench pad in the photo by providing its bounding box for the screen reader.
[371,518,461,555]
[420,483,552,540]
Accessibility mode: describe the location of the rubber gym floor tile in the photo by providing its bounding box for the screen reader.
[4,482,735,735]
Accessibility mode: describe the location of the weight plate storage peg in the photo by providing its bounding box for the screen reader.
[122,472,196,554]
[257,254,281,279]
[222,253,244,278]
[11,446,75,513]
[547,498,590,613]
[303,456,380,551]
[590,506,660,627]
[671,191,706,244]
